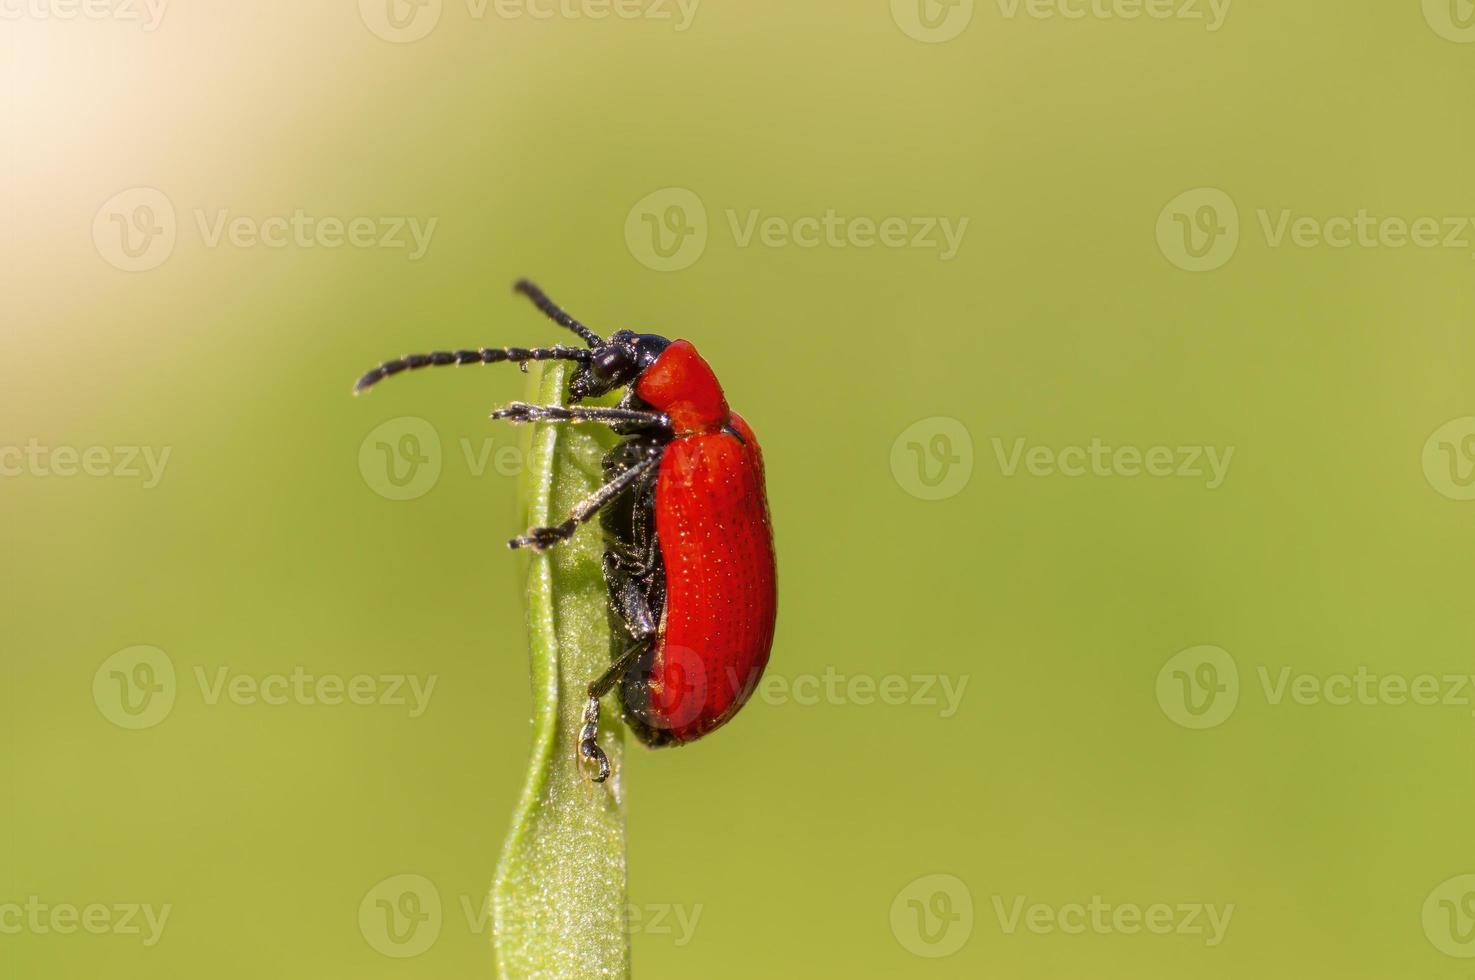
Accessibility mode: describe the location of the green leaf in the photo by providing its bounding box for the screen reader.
[492,361,630,980]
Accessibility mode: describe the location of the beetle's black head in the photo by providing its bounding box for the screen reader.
[570,330,671,402]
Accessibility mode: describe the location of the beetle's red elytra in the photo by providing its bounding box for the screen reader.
[355,280,777,782]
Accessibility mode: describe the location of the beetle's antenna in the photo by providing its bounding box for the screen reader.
[353,345,591,394]
[513,279,604,348]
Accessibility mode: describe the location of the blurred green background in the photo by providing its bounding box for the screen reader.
[4,1,1474,977]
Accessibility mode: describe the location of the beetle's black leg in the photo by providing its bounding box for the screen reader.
[611,572,658,642]
[491,403,670,431]
[602,514,662,580]
[580,462,666,783]
[579,634,650,783]
[508,453,659,552]
[570,433,669,782]
[599,436,666,579]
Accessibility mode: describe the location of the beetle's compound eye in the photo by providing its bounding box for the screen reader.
[590,344,637,384]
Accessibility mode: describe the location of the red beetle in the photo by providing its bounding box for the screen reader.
[356,281,777,781]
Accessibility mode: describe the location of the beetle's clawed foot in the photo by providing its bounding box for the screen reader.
[578,696,611,783]
[508,521,576,552]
